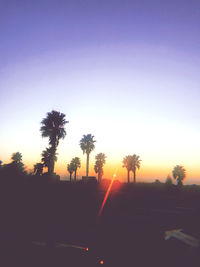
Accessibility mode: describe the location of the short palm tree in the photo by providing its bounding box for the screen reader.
[11,152,25,172]
[71,157,81,182]
[67,163,74,183]
[40,110,68,174]
[122,155,133,183]
[131,154,141,184]
[41,148,57,172]
[34,163,44,176]
[80,134,96,178]
[94,153,106,183]
[11,152,22,163]
[172,165,186,187]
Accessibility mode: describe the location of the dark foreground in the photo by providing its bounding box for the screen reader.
[0,179,200,267]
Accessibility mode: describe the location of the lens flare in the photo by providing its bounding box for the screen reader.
[98,174,116,217]
[55,243,88,251]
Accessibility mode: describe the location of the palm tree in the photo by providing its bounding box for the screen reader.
[34,163,44,176]
[94,153,106,182]
[41,147,57,173]
[67,162,74,183]
[40,110,68,174]
[71,157,81,182]
[9,152,25,174]
[80,134,96,178]
[0,160,2,168]
[131,154,141,184]
[122,155,133,183]
[172,165,186,187]
[11,152,22,163]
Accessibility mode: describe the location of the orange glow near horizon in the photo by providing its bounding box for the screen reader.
[1,154,200,184]
[98,174,116,217]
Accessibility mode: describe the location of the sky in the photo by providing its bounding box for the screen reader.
[0,0,200,184]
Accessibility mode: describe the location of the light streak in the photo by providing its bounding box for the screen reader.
[32,241,88,251]
[56,243,88,251]
[98,174,116,217]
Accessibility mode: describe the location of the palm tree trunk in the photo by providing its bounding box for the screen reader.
[127,170,130,183]
[86,153,89,178]
[50,136,57,175]
[133,170,136,184]
[70,173,72,183]
[74,170,77,182]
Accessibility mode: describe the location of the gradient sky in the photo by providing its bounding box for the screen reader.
[1,0,200,183]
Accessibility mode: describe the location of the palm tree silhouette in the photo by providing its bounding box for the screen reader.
[10,152,25,173]
[80,134,96,178]
[172,165,186,187]
[40,110,68,174]
[11,152,22,163]
[67,162,74,183]
[94,153,106,183]
[71,157,81,182]
[0,160,2,168]
[122,155,133,183]
[41,148,57,173]
[131,154,141,184]
[34,163,44,176]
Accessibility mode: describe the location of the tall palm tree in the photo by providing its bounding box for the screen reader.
[34,163,44,176]
[122,155,133,183]
[80,134,96,178]
[11,152,22,163]
[172,165,186,187]
[67,163,74,183]
[40,110,68,174]
[71,157,81,182]
[94,153,106,183]
[41,148,57,173]
[131,154,141,184]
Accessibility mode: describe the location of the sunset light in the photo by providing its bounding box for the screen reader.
[1,2,200,267]
[1,1,200,184]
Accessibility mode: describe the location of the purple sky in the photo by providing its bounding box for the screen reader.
[0,0,200,183]
[1,0,200,66]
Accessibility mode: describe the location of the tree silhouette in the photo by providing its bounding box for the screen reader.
[131,154,141,184]
[0,160,2,168]
[122,155,133,183]
[41,147,57,172]
[34,163,44,176]
[80,134,96,178]
[67,162,74,183]
[40,110,68,174]
[11,152,22,164]
[94,153,106,183]
[71,157,81,182]
[172,165,186,187]
[10,152,25,172]
[165,174,173,185]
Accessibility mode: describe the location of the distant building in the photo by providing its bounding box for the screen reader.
[82,176,97,182]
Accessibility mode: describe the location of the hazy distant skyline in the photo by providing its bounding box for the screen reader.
[1,0,200,183]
